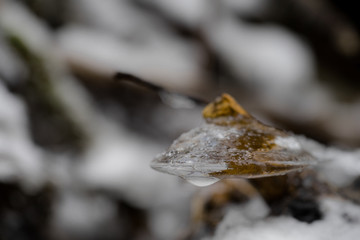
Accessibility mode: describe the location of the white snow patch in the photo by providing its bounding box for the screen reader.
[0,0,52,55]
[57,25,204,93]
[211,198,360,240]
[299,137,360,187]
[65,91,197,209]
[0,81,45,190]
[78,120,192,208]
[207,16,314,90]
[213,196,269,236]
[68,0,165,37]
[53,192,116,234]
[75,111,196,238]
[317,149,360,187]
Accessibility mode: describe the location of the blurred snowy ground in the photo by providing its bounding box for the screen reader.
[209,197,360,240]
[1,0,360,239]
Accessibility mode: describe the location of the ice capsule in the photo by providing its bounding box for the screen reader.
[151,94,315,186]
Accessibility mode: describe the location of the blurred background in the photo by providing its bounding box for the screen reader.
[1,0,360,239]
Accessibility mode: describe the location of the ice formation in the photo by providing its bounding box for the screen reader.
[151,94,315,186]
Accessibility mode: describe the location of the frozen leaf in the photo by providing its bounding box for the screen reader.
[151,94,315,186]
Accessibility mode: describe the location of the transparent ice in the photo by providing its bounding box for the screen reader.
[151,123,315,186]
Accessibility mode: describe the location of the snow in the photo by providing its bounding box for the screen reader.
[0,81,45,190]
[52,77,191,208]
[53,192,117,235]
[78,123,167,206]
[0,3,196,237]
[57,25,204,93]
[0,0,52,55]
[206,16,315,91]
[41,72,196,239]
[68,0,164,36]
[76,114,196,208]
[299,137,360,187]
[210,197,360,240]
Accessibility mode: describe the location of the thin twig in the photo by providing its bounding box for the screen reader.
[113,72,208,107]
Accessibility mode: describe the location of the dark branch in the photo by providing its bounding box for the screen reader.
[113,72,208,107]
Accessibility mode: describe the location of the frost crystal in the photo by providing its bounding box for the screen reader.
[151,94,315,186]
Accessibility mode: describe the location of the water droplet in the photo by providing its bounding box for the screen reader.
[184,176,220,187]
